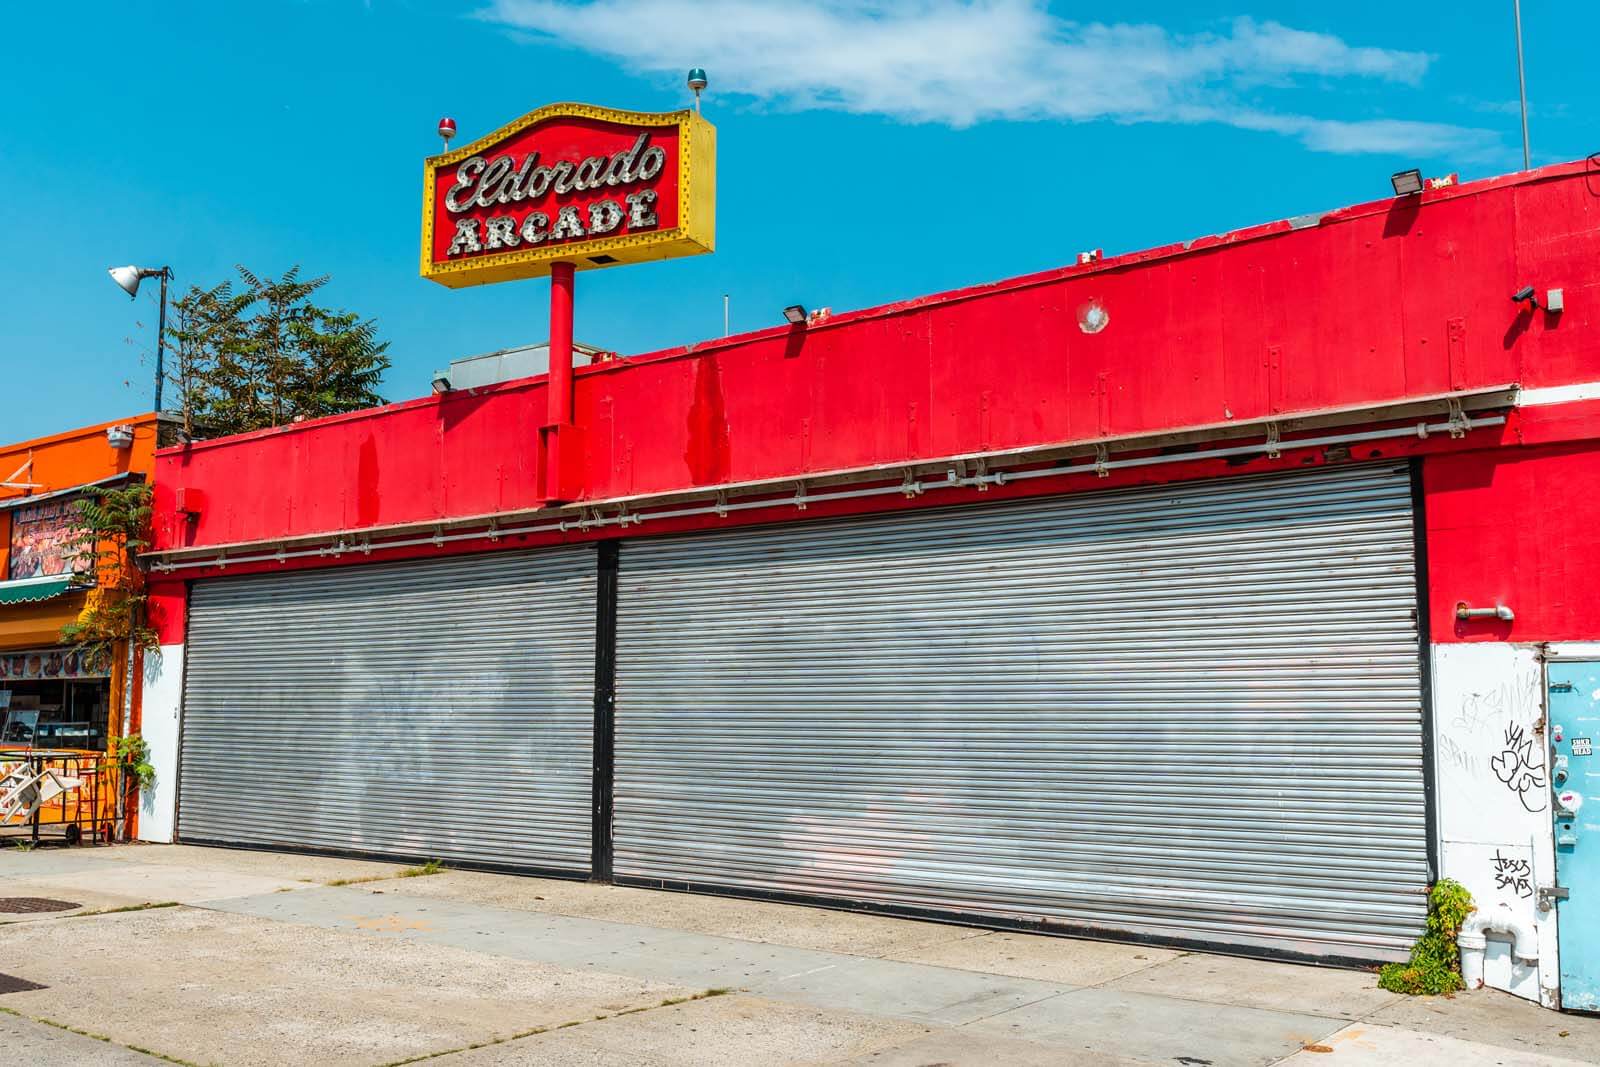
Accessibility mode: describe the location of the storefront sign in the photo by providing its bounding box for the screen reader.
[421,103,715,288]
[0,646,111,680]
[7,498,85,581]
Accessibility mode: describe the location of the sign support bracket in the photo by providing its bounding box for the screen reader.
[541,261,576,505]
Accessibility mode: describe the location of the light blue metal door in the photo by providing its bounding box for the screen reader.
[1550,661,1600,1012]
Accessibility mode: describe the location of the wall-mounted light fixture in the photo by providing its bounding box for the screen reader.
[782,304,807,325]
[431,371,452,394]
[1390,169,1424,196]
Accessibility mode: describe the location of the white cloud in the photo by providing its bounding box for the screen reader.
[480,1,1497,157]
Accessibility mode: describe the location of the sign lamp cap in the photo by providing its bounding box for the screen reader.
[438,116,457,142]
[687,68,708,92]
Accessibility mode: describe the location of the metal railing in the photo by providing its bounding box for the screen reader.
[0,748,114,846]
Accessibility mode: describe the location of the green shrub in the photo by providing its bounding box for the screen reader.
[115,733,156,792]
[1378,878,1475,995]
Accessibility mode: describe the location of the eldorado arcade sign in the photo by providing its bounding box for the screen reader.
[420,103,716,287]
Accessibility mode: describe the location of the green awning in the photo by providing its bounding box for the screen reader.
[0,574,78,606]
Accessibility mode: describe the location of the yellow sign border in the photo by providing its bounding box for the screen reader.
[420,102,715,288]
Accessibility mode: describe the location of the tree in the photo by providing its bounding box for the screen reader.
[57,483,157,663]
[165,265,390,438]
[166,280,250,438]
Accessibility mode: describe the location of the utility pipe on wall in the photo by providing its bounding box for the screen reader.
[146,412,1511,574]
[1456,602,1515,621]
[1459,905,1538,989]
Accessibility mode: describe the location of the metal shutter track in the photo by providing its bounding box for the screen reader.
[613,465,1427,960]
[180,549,596,872]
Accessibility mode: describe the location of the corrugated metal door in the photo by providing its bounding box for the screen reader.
[613,465,1428,961]
[179,549,596,872]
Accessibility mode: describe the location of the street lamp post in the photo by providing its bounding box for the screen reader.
[107,265,173,411]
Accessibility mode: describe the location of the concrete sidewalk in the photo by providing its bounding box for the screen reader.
[1,844,1595,1066]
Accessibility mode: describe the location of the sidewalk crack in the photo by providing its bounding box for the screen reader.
[373,987,736,1067]
[0,1005,201,1066]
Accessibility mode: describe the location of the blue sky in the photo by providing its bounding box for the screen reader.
[2,2,1594,443]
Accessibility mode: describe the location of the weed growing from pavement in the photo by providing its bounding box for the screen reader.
[326,860,444,888]
[1,900,180,926]
[397,859,444,878]
[91,901,181,916]
[1378,878,1474,995]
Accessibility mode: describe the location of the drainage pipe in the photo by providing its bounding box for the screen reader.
[1459,905,1538,989]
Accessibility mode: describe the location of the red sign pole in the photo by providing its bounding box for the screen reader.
[542,261,576,504]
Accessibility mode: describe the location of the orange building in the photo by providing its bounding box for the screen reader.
[1,414,165,763]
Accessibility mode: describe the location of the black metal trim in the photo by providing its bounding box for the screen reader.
[591,540,619,883]
[179,837,592,883]
[611,875,1393,971]
[1409,457,1441,883]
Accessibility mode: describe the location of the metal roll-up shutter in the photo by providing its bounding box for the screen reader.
[179,548,596,872]
[613,464,1428,961]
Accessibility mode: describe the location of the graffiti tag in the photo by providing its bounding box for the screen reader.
[1489,722,1548,813]
[1453,682,1539,736]
[1437,733,1477,777]
[1491,850,1535,899]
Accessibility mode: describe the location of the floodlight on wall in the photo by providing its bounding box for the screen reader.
[1390,169,1424,196]
[782,304,808,325]
[431,371,452,394]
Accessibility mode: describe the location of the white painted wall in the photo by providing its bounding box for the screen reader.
[137,643,183,843]
[1432,642,1558,1007]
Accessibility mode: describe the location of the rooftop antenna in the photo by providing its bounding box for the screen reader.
[723,293,730,337]
[687,68,708,114]
[1513,1,1531,169]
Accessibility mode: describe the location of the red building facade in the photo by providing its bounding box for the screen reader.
[141,160,1600,1007]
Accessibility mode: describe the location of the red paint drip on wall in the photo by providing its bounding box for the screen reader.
[685,357,731,485]
[356,435,380,527]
